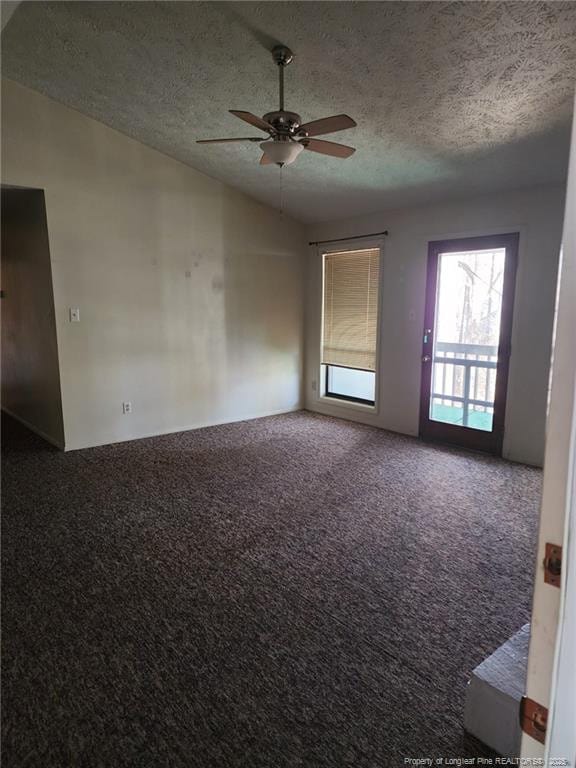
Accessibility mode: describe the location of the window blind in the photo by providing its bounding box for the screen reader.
[322,248,380,371]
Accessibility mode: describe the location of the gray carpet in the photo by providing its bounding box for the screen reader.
[1,410,541,767]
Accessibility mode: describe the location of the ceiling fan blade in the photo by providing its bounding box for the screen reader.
[196,137,263,144]
[302,138,356,158]
[259,153,273,165]
[298,114,356,137]
[229,110,275,134]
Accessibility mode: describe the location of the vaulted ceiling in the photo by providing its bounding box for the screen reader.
[3,1,576,222]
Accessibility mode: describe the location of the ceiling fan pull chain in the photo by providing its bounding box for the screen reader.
[279,165,284,218]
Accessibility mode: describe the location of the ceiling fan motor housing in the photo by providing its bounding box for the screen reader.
[263,111,302,135]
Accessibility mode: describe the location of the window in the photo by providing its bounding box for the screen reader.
[321,247,380,405]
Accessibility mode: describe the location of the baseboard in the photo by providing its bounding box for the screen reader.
[1,407,65,450]
[63,405,304,451]
[304,404,542,468]
[304,399,387,431]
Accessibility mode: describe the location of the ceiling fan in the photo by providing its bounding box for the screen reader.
[197,46,357,167]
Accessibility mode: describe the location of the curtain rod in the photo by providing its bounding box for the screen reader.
[308,230,388,246]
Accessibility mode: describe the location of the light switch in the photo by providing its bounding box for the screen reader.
[69,307,80,323]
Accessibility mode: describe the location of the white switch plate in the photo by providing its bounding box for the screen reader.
[69,307,80,322]
[122,401,132,414]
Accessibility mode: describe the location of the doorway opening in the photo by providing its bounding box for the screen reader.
[1,186,64,448]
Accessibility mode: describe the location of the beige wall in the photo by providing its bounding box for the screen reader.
[1,79,306,450]
[1,187,64,446]
[306,183,566,466]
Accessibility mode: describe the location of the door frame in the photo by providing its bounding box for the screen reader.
[418,232,519,455]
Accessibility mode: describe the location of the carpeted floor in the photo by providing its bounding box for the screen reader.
[2,410,541,767]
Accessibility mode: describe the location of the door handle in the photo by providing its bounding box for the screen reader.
[422,355,431,363]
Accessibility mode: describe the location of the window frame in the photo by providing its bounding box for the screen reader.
[318,239,384,412]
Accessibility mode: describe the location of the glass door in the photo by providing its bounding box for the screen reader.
[419,233,519,454]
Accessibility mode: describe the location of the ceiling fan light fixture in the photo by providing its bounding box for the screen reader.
[260,140,303,166]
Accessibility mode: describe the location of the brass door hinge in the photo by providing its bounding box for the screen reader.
[520,696,548,744]
[543,542,562,587]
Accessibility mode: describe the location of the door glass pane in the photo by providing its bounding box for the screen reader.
[430,248,505,432]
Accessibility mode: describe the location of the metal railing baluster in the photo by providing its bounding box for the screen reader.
[431,342,499,424]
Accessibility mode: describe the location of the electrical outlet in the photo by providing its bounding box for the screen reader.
[69,307,80,322]
[122,401,132,414]
[311,379,317,391]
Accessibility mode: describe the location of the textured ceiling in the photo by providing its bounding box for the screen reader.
[3,1,576,222]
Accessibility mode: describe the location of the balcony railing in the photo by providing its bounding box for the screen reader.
[432,341,499,428]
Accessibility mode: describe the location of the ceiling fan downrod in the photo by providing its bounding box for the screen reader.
[272,45,293,113]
